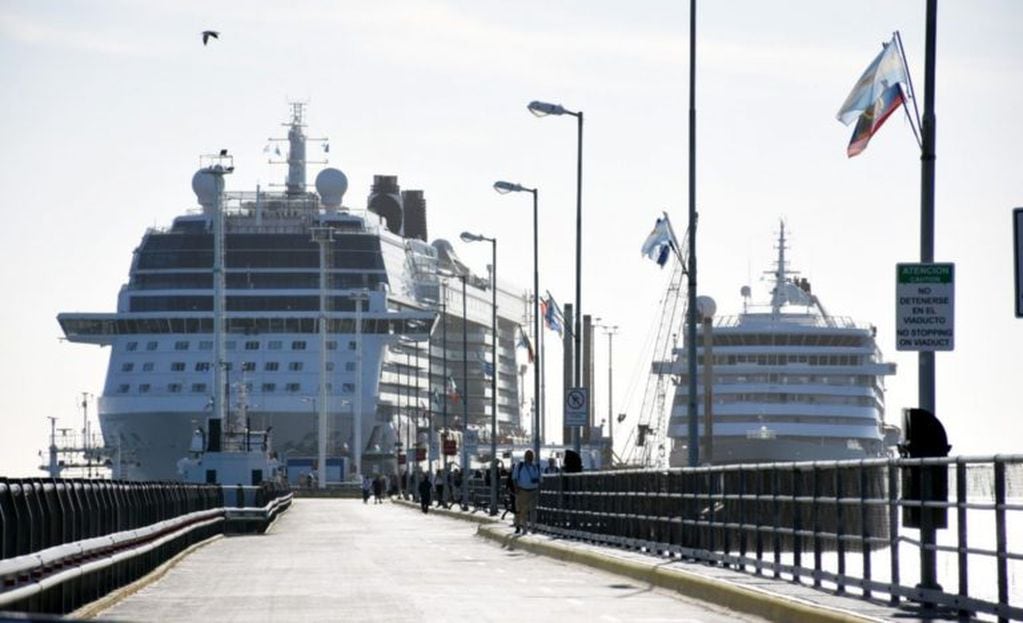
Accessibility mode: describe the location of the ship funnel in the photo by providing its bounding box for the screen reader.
[192,169,225,214]
[402,190,428,242]
[316,167,348,212]
[368,175,403,235]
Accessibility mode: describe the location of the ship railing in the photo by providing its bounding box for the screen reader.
[713,314,864,330]
[533,455,1022,622]
[0,479,292,616]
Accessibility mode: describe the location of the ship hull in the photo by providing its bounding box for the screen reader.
[101,409,395,481]
[669,435,884,468]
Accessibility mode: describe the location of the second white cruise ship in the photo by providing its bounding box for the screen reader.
[666,222,897,466]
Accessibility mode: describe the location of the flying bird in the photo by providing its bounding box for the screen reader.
[201,30,219,46]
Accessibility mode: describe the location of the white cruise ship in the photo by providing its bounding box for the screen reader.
[58,105,530,481]
[666,222,897,466]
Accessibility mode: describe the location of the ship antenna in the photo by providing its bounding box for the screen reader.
[266,102,328,196]
[770,220,787,314]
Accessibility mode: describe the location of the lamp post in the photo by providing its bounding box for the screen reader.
[528,100,583,453]
[594,321,618,463]
[440,280,449,502]
[461,230,498,515]
[355,293,366,480]
[460,273,469,509]
[494,181,540,465]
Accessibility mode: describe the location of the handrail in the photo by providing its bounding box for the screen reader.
[0,480,292,615]
[533,455,1021,621]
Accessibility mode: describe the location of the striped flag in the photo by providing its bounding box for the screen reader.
[847,83,905,157]
[641,212,680,268]
[543,292,565,336]
[836,35,911,157]
[516,326,535,364]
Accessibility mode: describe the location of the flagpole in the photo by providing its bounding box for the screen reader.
[917,0,939,596]
[685,0,700,468]
[920,0,937,418]
[894,30,923,148]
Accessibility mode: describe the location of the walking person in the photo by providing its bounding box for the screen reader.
[418,469,433,513]
[544,457,560,475]
[361,473,372,504]
[434,468,446,508]
[372,474,384,504]
[511,450,541,534]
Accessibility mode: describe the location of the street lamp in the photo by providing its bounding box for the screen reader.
[459,273,469,509]
[527,99,584,453]
[594,321,618,464]
[493,180,540,467]
[460,230,498,515]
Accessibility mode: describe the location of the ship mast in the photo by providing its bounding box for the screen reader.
[286,103,307,196]
[267,102,328,197]
[770,221,788,315]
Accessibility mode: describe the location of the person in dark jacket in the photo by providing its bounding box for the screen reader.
[418,470,433,513]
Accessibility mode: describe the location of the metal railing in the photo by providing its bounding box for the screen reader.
[0,479,292,615]
[535,456,1021,622]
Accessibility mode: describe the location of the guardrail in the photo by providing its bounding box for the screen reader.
[535,456,1021,623]
[0,479,291,615]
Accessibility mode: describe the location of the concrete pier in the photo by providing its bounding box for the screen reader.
[93,499,764,622]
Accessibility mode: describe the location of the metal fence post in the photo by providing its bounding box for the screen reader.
[859,461,872,599]
[994,458,1008,623]
[955,458,968,619]
[888,459,900,605]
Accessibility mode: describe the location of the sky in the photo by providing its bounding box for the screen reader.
[0,1,1020,477]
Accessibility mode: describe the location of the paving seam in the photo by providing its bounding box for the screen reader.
[393,499,884,623]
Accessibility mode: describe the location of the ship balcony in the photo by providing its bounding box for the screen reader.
[671,396,879,415]
[691,382,883,399]
[678,362,896,376]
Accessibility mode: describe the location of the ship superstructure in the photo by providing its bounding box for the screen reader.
[666,222,897,466]
[58,105,530,480]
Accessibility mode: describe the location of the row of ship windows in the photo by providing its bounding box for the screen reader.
[714,374,875,387]
[124,339,357,352]
[679,375,878,389]
[697,354,864,366]
[130,272,387,291]
[120,360,357,373]
[674,414,877,425]
[65,317,432,337]
[711,334,865,347]
[712,394,878,407]
[115,382,356,395]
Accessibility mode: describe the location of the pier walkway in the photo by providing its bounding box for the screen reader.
[91,499,766,623]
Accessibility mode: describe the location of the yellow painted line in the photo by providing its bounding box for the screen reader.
[475,525,887,623]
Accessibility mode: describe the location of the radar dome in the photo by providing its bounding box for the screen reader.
[696,295,717,320]
[316,168,348,209]
[191,169,225,213]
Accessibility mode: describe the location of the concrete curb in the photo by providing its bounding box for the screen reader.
[475,525,885,623]
[393,498,500,526]
[395,500,883,623]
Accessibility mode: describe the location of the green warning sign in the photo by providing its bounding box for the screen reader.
[895,263,954,351]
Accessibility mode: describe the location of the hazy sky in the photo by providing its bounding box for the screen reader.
[1,1,1020,476]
